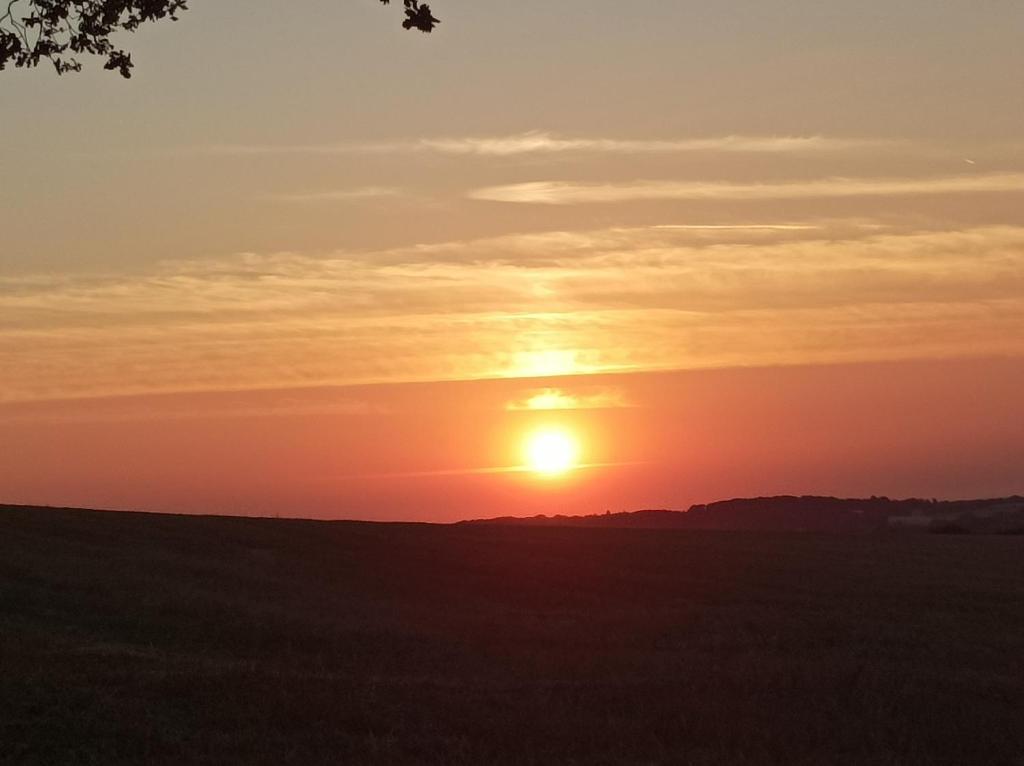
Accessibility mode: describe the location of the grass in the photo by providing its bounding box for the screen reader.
[2,505,1023,765]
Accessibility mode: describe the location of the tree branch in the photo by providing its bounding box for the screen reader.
[1,0,440,77]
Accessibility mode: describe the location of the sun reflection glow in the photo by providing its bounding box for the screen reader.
[509,349,585,378]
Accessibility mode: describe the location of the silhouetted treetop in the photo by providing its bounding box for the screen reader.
[0,0,439,78]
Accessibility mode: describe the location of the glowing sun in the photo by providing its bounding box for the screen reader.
[524,428,580,477]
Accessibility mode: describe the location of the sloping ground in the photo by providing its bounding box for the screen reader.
[2,505,1023,765]
[463,495,1024,533]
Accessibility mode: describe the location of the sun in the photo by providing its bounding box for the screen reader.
[524,428,580,477]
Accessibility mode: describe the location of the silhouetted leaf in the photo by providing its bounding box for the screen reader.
[0,0,441,77]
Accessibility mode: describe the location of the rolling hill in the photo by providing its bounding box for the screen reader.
[461,494,1024,533]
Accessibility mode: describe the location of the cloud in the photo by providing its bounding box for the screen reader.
[4,224,1024,402]
[414,133,878,156]
[506,387,633,411]
[470,173,1024,204]
[210,132,881,157]
[269,187,400,203]
[652,224,822,231]
[0,396,386,425]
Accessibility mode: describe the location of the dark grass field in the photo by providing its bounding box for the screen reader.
[2,506,1022,765]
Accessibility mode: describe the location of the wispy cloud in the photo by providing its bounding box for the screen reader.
[269,187,400,203]
[652,224,822,231]
[0,396,386,425]
[506,387,633,411]
[470,173,1024,204]
[4,224,1024,402]
[210,132,881,157]
[413,133,878,156]
[329,461,641,481]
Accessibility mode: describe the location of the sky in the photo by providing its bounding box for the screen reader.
[1,0,1023,520]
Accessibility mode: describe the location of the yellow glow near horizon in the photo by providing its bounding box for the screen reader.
[522,389,577,411]
[508,349,586,379]
[523,427,580,477]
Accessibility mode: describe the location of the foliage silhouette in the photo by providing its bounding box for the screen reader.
[0,0,439,78]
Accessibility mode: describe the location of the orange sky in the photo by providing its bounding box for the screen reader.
[2,358,1021,521]
[1,2,1023,519]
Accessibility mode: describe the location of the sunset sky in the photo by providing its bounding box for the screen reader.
[2,0,1023,520]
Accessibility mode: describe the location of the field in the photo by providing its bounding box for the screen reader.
[2,505,1023,765]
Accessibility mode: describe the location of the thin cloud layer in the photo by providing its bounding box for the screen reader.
[3,225,1024,403]
[415,134,879,156]
[506,387,633,411]
[211,133,880,157]
[470,173,1024,204]
[269,187,401,203]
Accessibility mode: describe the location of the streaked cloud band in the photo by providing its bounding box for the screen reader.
[470,173,1024,204]
[3,224,1024,403]
[269,187,400,203]
[210,132,879,157]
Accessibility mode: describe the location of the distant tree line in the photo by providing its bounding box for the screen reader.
[1,0,439,78]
